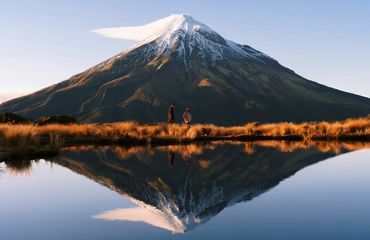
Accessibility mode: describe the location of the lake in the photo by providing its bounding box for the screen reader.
[0,141,370,239]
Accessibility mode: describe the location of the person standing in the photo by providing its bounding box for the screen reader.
[182,107,192,124]
[168,103,175,123]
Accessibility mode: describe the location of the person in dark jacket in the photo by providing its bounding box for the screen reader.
[168,103,175,123]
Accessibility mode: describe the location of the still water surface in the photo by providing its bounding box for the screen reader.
[0,142,369,239]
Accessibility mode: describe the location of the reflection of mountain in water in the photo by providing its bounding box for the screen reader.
[49,143,350,233]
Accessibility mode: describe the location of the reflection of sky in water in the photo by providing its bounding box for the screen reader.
[0,148,369,239]
[208,149,370,240]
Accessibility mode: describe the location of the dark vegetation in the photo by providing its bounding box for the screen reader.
[0,112,77,125]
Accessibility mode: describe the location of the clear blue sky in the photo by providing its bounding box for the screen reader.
[1,0,369,99]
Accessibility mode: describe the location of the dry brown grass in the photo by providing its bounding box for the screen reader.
[0,117,369,148]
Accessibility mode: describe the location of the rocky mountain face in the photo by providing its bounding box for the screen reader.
[1,14,369,124]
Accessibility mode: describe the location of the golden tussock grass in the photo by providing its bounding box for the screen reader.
[0,117,369,148]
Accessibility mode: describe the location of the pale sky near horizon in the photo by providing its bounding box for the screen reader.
[0,0,369,103]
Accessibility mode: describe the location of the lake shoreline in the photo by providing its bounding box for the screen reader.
[0,117,369,159]
[1,137,369,163]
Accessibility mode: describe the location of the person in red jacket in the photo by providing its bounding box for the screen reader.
[182,107,192,124]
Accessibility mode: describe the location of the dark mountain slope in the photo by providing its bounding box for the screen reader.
[1,14,369,124]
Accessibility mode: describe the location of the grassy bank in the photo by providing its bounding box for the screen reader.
[0,117,369,149]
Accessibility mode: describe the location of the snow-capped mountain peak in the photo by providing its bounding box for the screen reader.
[138,14,214,43]
[92,14,271,68]
[92,14,214,43]
[127,14,218,57]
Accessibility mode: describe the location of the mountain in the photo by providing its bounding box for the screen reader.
[52,144,340,233]
[0,92,27,104]
[1,14,369,124]
[0,95,6,104]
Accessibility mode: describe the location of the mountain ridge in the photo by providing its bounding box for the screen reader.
[1,14,369,124]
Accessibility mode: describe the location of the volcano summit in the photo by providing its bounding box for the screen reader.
[1,14,369,124]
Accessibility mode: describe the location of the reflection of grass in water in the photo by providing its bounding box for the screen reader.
[1,140,369,175]
[0,146,58,172]
[1,141,368,167]
[242,140,370,154]
[63,144,218,161]
[0,117,369,148]
[4,159,36,176]
[63,145,146,161]
[61,140,370,161]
